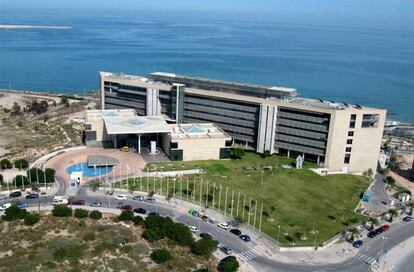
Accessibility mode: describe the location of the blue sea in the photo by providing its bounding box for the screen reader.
[0,9,413,122]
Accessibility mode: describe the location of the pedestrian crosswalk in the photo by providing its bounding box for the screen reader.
[353,253,377,265]
[238,249,261,261]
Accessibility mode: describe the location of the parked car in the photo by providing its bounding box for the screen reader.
[220,246,232,255]
[71,200,85,205]
[402,216,412,222]
[367,230,378,238]
[9,191,22,198]
[120,146,129,152]
[352,240,363,248]
[17,202,28,209]
[201,215,209,221]
[217,222,230,230]
[115,195,127,200]
[90,201,102,207]
[381,224,390,232]
[230,229,242,236]
[0,194,8,200]
[200,233,212,239]
[133,208,147,214]
[133,195,145,201]
[239,235,251,242]
[120,204,133,211]
[188,226,198,232]
[145,197,155,203]
[147,212,160,216]
[25,194,39,199]
[0,203,12,211]
[208,218,217,224]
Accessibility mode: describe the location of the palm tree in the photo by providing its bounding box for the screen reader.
[388,153,405,171]
[367,217,379,230]
[388,209,398,222]
[348,227,360,241]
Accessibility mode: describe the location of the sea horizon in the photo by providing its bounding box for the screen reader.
[0,8,413,122]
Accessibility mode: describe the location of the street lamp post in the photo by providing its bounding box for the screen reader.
[277,225,281,244]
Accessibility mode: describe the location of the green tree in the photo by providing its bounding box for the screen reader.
[74,209,89,218]
[27,168,45,183]
[2,205,28,221]
[45,168,56,183]
[231,148,245,159]
[367,217,379,230]
[166,222,194,246]
[347,227,360,241]
[13,175,29,187]
[388,209,398,222]
[219,258,239,272]
[89,210,102,220]
[118,211,134,221]
[389,153,404,171]
[0,159,13,170]
[269,206,276,221]
[386,176,395,186]
[192,237,219,256]
[150,248,172,264]
[13,158,29,169]
[0,174,3,185]
[132,215,144,226]
[52,205,72,217]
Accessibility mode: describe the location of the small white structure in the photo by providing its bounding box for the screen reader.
[398,193,411,203]
[70,171,83,184]
[296,155,304,169]
[378,151,388,169]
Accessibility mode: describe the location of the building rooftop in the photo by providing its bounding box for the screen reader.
[169,123,231,140]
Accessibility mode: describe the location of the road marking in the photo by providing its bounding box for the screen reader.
[353,253,376,265]
[238,249,260,261]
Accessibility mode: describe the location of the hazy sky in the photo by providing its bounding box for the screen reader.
[1,0,413,30]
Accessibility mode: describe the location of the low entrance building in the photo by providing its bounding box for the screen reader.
[85,109,232,161]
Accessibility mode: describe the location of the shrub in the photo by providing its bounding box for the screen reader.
[83,232,96,241]
[13,158,29,169]
[1,205,28,221]
[52,205,72,217]
[118,211,134,221]
[89,210,102,220]
[219,258,239,272]
[24,213,40,226]
[0,159,13,170]
[166,222,194,246]
[150,248,172,264]
[231,148,245,159]
[192,236,219,256]
[74,208,89,218]
[132,215,144,226]
[386,176,395,186]
[13,175,29,187]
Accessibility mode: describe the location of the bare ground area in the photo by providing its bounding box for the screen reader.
[0,212,217,272]
[0,90,96,162]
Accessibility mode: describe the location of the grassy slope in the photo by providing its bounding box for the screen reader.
[145,153,369,246]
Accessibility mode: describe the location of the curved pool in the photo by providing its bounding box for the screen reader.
[66,162,113,177]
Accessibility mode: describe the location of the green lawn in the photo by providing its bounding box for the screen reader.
[123,152,369,246]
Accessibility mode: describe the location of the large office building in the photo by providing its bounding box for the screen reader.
[99,71,386,173]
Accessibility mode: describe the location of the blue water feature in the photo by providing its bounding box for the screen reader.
[66,162,113,177]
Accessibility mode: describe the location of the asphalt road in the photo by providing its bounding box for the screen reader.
[2,188,414,272]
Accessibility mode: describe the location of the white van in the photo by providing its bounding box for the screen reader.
[53,196,69,205]
[0,203,12,211]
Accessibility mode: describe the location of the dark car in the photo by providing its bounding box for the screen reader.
[148,212,160,216]
[220,246,232,255]
[403,216,412,222]
[352,240,363,248]
[133,208,147,214]
[367,230,378,238]
[201,215,209,221]
[239,235,251,242]
[120,204,133,211]
[9,191,22,198]
[26,194,39,199]
[72,200,85,205]
[230,229,242,236]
